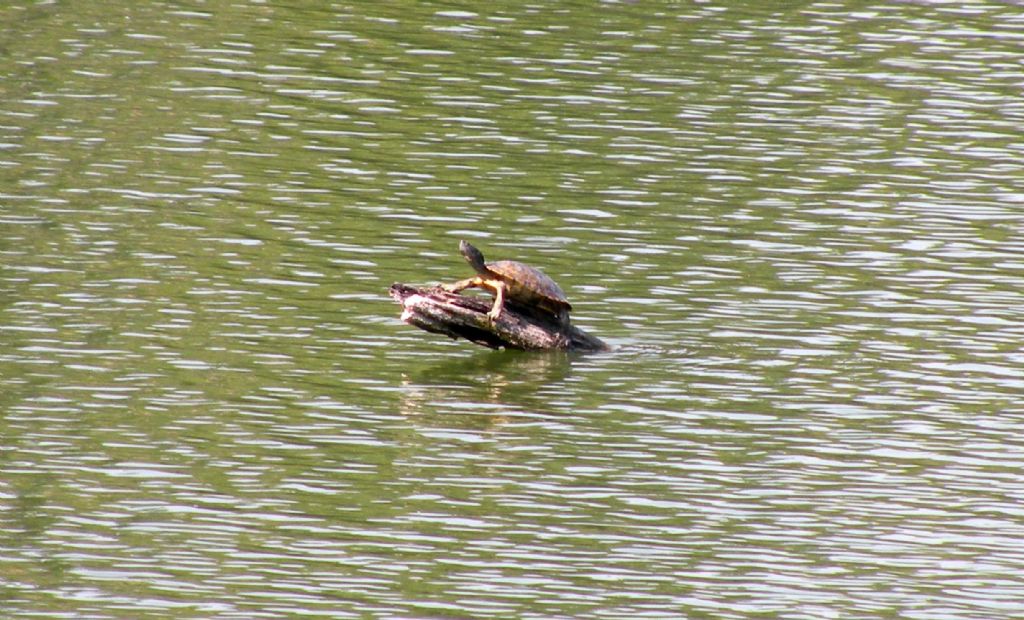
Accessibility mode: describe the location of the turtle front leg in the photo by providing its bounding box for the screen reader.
[487,281,506,322]
[441,276,482,293]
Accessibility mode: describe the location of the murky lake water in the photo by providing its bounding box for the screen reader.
[3,2,1024,618]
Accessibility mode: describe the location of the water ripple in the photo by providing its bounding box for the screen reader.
[3,1,1024,618]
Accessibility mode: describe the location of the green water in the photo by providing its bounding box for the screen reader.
[3,2,1024,618]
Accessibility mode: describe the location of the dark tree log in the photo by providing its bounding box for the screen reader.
[389,283,608,352]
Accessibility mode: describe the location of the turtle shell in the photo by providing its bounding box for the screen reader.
[486,260,572,311]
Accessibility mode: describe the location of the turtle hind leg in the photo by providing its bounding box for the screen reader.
[556,306,571,329]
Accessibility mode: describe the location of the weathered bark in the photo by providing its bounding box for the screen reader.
[388,283,608,352]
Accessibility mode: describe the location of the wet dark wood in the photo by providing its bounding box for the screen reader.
[389,283,608,352]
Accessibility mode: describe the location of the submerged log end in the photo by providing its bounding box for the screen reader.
[389,283,608,352]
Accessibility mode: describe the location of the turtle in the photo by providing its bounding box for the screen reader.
[442,240,572,327]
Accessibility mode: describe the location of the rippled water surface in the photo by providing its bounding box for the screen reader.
[3,1,1024,618]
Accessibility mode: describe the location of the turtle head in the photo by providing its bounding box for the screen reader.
[459,240,488,274]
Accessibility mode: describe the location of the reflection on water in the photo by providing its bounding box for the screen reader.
[3,1,1024,618]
